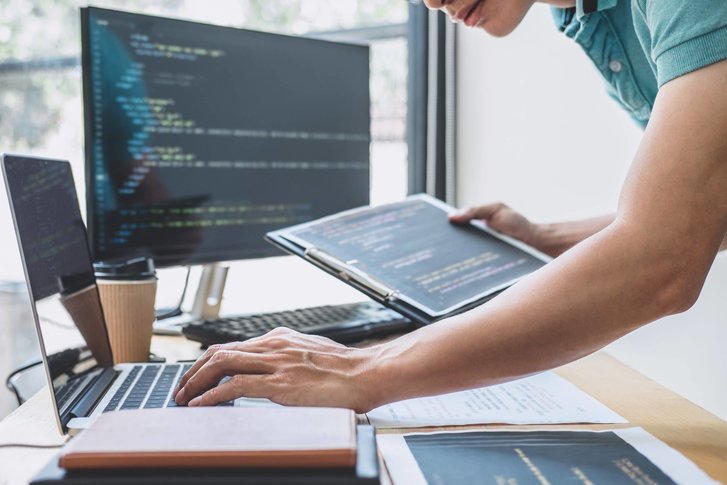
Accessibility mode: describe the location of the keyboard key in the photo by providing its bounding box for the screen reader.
[118,366,161,410]
[103,366,143,412]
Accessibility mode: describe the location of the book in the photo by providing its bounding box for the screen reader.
[266,194,550,324]
[59,407,357,470]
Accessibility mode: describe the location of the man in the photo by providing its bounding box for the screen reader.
[174,0,727,412]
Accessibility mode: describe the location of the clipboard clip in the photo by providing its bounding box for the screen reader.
[305,247,395,300]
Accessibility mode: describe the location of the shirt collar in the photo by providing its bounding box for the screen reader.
[576,0,619,19]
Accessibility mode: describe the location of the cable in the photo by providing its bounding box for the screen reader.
[5,348,86,406]
[5,359,43,406]
[0,442,64,449]
[155,267,192,320]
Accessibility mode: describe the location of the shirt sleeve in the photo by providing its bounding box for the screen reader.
[637,0,727,86]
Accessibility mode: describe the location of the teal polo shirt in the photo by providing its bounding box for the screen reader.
[552,0,727,127]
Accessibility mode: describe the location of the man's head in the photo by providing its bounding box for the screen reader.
[421,0,575,37]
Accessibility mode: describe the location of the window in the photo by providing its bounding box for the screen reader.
[0,0,410,280]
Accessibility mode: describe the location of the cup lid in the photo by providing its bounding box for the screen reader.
[93,257,156,280]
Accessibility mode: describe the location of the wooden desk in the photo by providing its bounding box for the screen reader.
[1,346,725,485]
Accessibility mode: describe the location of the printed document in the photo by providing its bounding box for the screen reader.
[367,372,626,428]
[378,428,718,485]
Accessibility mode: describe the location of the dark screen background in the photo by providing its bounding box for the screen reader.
[83,7,371,266]
[5,157,96,301]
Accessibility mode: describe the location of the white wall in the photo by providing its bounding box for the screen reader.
[456,4,727,420]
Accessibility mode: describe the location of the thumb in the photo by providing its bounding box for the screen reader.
[449,203,506,224]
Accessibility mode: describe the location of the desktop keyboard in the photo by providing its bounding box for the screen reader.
[182,301,413,347]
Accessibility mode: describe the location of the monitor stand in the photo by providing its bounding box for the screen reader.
[153,264,229,335]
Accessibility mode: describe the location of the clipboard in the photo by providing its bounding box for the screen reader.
[266,194,552,326]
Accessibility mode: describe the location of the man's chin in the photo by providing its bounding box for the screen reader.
[478,19,519,38]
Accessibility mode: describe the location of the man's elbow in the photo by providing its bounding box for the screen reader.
[652,264,705,317]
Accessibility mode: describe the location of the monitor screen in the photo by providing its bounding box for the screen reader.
[82,7,371,267]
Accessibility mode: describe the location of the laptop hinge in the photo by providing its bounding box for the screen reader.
[69,368,118,419]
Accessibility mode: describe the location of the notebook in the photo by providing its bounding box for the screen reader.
[59,407,357,469]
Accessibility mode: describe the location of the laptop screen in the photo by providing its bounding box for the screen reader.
[2,155,114,417]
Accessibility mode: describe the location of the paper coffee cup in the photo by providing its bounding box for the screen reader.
[93,258,157,365]
[97,278,157,364]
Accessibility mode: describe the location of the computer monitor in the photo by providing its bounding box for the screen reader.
[81,7,371,268]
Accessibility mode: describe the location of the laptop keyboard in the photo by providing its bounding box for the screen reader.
[102,363,233,412]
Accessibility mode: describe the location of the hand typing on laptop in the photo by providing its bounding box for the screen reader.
[172,327,378,413]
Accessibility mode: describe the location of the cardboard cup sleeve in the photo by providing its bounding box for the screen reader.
[96,278,157,364]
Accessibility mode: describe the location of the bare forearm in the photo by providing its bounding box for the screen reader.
[365,220,701,408]
[535,214,614,256]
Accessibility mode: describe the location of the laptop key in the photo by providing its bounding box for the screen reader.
[118,366,161,410]
[104,365,143,412]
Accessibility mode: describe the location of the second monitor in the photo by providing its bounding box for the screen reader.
[82,6,371,267]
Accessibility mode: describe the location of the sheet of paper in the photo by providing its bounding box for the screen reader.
[367,372,626,428]
[377,428,718,485]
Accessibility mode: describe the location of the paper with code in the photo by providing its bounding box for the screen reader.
[367,372,626,428]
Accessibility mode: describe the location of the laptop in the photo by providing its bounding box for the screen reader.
[2,154,239,435]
